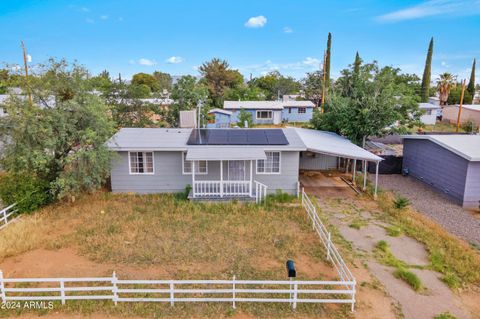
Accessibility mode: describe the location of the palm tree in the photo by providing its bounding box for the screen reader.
[437,73,456,105]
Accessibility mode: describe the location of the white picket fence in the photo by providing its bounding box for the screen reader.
[254,181,268,204]
[0,203,18,230]
[0,190,356,312]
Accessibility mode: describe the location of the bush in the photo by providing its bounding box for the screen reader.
[394,268,422,291]
[237,108,253,128]
[174,184,192,201]
[386,225,403,237]
[461,119,477,133]
[393,195,410,209]
[0,173,52,212]
[434,312,457,319]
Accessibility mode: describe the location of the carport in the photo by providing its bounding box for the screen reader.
[294,128,383,198]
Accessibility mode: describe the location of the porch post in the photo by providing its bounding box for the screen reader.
[220,160,224,197]
[192,161,196,198]
[374,161,379,200]
[249,160,253,197]
[363,161,367,191]
[352,159,357,185]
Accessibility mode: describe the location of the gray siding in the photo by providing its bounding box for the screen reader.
[299,152,337,170]
[111,151,300,195]
[403,139,469,205]
[464,162,480,208]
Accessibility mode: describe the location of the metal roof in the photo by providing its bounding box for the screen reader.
[419,103,441,110]
[402,134,480,161]
[208,108,233,116]
[186,147,267,160]
[223,100,315,110]
[293,128,383,162]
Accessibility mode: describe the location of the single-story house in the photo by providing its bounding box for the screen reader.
[402,134,480,208]
[418,103,441,125]
[106,128,382,201]
[222,100,315,125]
[442,104,480,129]
[207,108,233,128]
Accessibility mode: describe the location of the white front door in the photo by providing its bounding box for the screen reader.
[228,160,246,180]
[273,111,282,124]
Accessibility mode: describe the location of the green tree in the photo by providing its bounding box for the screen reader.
[447,85,473,105]
[252,71,301,100]
[420,37,434,102]
[224,84,264,101]
[131,72,159,93]
[353,52,362,77]
[325,32,332,88]
[237,108,253,127]
[0,60,115,201]
[163,75,209,127]
[153,71,173,92]
[198,58,243,107]
[88,70,113,94]
[312,62,421,145]
[467,58,476,99]
[303,71,323,107]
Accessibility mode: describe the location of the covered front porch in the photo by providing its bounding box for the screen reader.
[186,147,268,203]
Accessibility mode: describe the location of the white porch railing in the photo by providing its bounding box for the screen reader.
[0,203,18,230]
[254,181,268,204]
[193,181,250,198]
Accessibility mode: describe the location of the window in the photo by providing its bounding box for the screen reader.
[288,107,292,114]
[129,152,154,174]
[298,107,306,114]
[256,110,273,120]
[257,151,280,174]
[183,153,208,174]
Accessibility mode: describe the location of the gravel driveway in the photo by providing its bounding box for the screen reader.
[377,175,480,246]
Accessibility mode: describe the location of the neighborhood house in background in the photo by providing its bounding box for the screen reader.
[442,104,480,129]
[402,134,480,208]
[106,127,382,200]
[208,100,315,127]
[418,102,441,125]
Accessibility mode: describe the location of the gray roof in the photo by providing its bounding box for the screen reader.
[224,100,314,110]
[419,102,441,110]
[402,134,480,161]
[106,128,306,152]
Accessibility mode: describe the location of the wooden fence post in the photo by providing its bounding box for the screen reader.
[112,271,118,306]
[232,275,236,309]
[0,270,6,303]
[169,281,174,307]
[60,280,65,305]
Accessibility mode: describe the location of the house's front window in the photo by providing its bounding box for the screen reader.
[129,152,154,174]
[298,107,306,114]
[257,151,280,174]
[183,153,208,174]
[256,110,272,120]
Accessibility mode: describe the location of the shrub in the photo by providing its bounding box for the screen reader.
[434,312,457,319]
[0,173,52,212]
[174,184,192,201]
[393,195,410,209]
[394,268,422,291]
[386,225,402,237]
[237,108,253,128]
[461,119,477,133]
[266,190,296,204]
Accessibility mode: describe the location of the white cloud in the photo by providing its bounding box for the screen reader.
[166,56,184,64]
[376,0,480,22]
[283,26,293,34]
[128,59,136,65]
[302,57,320,66]
[138,58,157,66]
[100,15,109,20]
[244,15,267,28]
[85,18,95,24]
[26,54,32,63]
[80,7,90,13]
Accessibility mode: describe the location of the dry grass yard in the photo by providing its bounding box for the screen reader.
[0,192,350,319]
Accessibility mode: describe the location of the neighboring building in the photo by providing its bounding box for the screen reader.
[208,108,232,128]
[418,103,441,125]
[428,96,441,105]
[402,135,480,208]
[179,110,197,128]
[222,100,315,125]
[106,128,382,200]
[442,104,480,128]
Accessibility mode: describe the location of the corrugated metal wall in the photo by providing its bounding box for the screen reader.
[299,152,337,170]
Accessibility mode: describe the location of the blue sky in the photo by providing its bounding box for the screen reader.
[0,0,479,81]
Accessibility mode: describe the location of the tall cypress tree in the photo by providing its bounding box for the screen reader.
[420,37,434,102]
[467,58,476,99]
[325,33,332,87]
[353,52,362,76]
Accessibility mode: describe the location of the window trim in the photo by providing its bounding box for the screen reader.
[182,152,208,175]
[128,151,155,175]
[256,110,273,120]
[256,151,281,175]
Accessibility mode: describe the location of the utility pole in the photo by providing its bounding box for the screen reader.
[321,50,327,113]
[456,79,466,133]
[21,41,33,105]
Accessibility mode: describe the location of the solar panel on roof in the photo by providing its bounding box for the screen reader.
[187,129,289,146]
